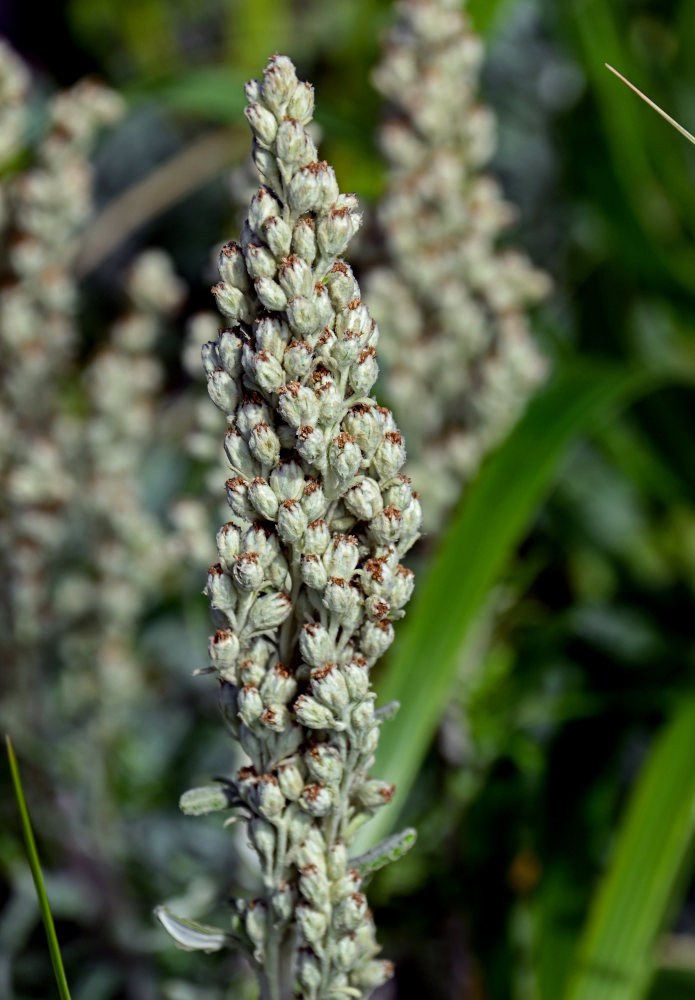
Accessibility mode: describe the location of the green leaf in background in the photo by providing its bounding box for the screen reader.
[154,907,231,953]
[364,361,665,849]
[5,734,72,1000]
[350,828,417,877]
[560,696,695,1000]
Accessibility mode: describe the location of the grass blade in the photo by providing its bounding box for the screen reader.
[365,361,664,848]
[561,697,695,1000]
[605,64,695,148]
[5,733,72,1000]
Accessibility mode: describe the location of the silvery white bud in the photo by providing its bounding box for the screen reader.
[365,594,390,620]
[299,621,332,667]
[325,262,359,311]
[244,102,278,146]
[248,421,281,467]
[315,162,340,211]
[277,499,308,545]
[298,950,322,992]
[390,565,415,609]
[287,80,314,121]
[294,694,335,729]
[278,254,312,298]
[344,478,383,521]
[261,54,298,115]
[382,475,413,509]
[400,497,422,539]
[255,315,290,359]
[296,902,328,947]
[277,760,304,800]
[237,394,273,436]
[224,430,258,478]
[207,368,240,413]
[249,817,276,871]
[252,144,282,192]
[238,683,264,726]
[352,960,394,990]
[208,628,240,672]
[351,697,375,730]
[216,522,242,570]
[236,765,259,805]
[243,523,278,563]
[291,217,316,262]
[299,783,333,818]
[359,722,379,756]
[267,552,290,590]
[316,205,354,257]
[332,331,362,367]
[301,553,328,591]
[374,430,406,478]
[218,329,244,376]
[358,779,395,810]
[287,163,321,214]
[295,424,325,465]
[323,535,359,579]
[334,892,368,933]
[315,327,337,366]
[341,659,369,700]
[304,518,330,555]
[287,804,313,845]
[244,241,277,279]
[327,842,348,880]
[263,215,292,258]
[232,552,265,591]
[299,863,331,909]
[240,724,264,759]
[331,868,361,901]
[360,619,394,661]
[349,347,378,395]
[313,283,334,328]
[239,637,274,682]
[219,682,240,735]
[246,349,286,393]
[247,476,279,519]
[328,434,362,482]
[335,933,360,972]
[211,283,252,322]
[310,662,350,711]
[275,117,312,163]
[205,564,236,612]
[305,742,343,786]
[284,339,313,379]
[360,556,393,596]
[255,775,286,820]
[322,577,360,620]
[272,882,296,922]
[218,241,249,290]
[314,375,343,422]
[286,294,319,336]
[226,476,256,520]
[244,78,261,102]
[260,661,297,705]
[370,505,402,544]
[336,300,370,338]
[261,702,290,733]
[277,382,319,428]
[248,186,282,234]
[247,591,292,632]
[244,900,268,959]
[270,459,305,500]
[297,485,323,526]
[201,340,220,376]
[342,406,380,453]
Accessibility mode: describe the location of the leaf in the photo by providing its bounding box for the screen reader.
[374,701,400,723]
[560,697,695,1000]
[350,828,417,876]
[5,733,72,1000]
[605,65,695,148]
[154,906,232,953]
[363,361,665,849]
[179,784,235,816]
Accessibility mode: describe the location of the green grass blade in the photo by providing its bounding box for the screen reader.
[365,361,664,848]
[561,697,695,1000]
[606,64,695,148]
[5,734,72,1000]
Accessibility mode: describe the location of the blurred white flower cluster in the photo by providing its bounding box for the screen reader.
[367,0,551,532]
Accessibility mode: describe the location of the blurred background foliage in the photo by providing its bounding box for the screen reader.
[1,0,695,999]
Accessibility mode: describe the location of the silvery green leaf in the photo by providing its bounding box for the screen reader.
[374,700,400,722]
[155,907,230,952]
[179,784,234,816]
[350,827,417,876]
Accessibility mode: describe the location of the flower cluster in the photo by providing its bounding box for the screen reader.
[161,54,420,999]
[366,0,551,531]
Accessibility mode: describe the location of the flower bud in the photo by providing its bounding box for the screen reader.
[262,214,292,258]
[237,393,273,437]
[261,54,298,115]
[294,694,336,730]
[286,294,319,336]
[276,117,312,164]
[207,368,240,413]
[260,661,297,705]
[238,683,264,726]
[358,779,395,810]
[335,933,360,972]
[301,480,326,522]
[299,621,332,667]
[248,186,282,234]
[287,81,315,122]
[179,783,232,816]
[255,314,290,359]
[277,498,308,545]
[349,347,378,395]
[216,522,242,569]
[287,162,322,213]
[327,842,348,880]
[331,868,361,901]
[344,478,383,521]
[341,659,369,700]
[310,662,350,712]
[201,340,220,376]
[299,862,331,910]
[400,497,422,540]
[351,697,375,730]
[277,759,304,800]
[322,535,359,579]
[351,960,395,990]
[270,459,305,500]
[291,217,316,263]
[305,742,343,786]
[314,375,343,422]
[297,950,322,992]
[328,433,362,482]
[254,277,288,312]
[390,564,415,609]
[277,382,319,429]
[299,782,333,818]
[208,628,240,673]
[284,339,313,379]
[252,144,282,192]
[303,518,330,555]
[244,241,277,279]
[224,429,258,479]
[244,899,268,959]
[218,241,249,290]
[381,474,413,510]
[249,817,276,871]
[211,283,252,323]
[315,162,340,211]
[267,552,290,590]
[374,430,406,478]
[278,254,312,298]
[324,262,359,311]
[248,421,281,467]
[296,902,328,948]
[301,553,328,591]
[254,774,286,820]
[244,102,278,146]
[360,620,394,662]
[247,476,280,519]
[205,564,236,613]
[316,205,355,257]
[247,591,292,633]
[217,329,244,376]
[295,424,325,465]
[245,348,285,393]
[232,551,264,591]
[365,594,390,620]
[334,892,368,933]
[272,882,296,922]
[369,505,402,545]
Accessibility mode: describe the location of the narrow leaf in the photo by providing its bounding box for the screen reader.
[606,65,695,147]
[562,697,695,1000]
[350,828,417,876]
[179,784,235,816]
[5,733,72,1000]
[365,362,663,848]
[154,906,231,953]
